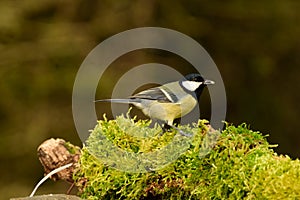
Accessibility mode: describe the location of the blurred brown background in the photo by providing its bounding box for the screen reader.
[1,1,299,199]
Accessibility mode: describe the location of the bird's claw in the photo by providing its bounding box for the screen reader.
[178,129,193,137]
[159,123,193,137]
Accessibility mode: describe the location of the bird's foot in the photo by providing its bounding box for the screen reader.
[171,125,193,137]
[162,123,171,132]
[160,123,193,137]
[177,129,193,137]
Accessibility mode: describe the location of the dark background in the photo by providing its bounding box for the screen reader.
[1,1,299,199]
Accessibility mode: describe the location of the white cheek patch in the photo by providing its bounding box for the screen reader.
[182,81,202,91]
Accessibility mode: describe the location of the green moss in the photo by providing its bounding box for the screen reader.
[64,141,81,155]
[73,115,300,199]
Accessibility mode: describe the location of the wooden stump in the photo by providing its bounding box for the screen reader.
[37,138,81,183]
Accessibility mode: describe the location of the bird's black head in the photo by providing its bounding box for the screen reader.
[185,73,205,82]
[180,73,215,98]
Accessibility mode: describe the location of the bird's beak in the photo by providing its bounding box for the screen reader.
[204,80,215,85]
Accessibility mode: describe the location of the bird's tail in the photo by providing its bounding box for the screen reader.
[94,99,140,104]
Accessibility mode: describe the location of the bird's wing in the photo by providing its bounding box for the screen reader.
[130,87,178,103]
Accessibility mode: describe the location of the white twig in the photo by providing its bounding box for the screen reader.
[29,163,73,197]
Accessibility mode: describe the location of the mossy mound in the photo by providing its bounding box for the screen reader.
[73,115,300,199]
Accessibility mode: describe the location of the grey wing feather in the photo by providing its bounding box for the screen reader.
[130,87,177,103]
[95,86,179,104]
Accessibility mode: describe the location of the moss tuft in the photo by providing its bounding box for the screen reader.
[73,115,300,199]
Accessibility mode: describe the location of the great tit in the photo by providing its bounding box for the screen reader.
[95,73,214,133]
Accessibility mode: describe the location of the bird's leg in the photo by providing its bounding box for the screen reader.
[162,123,172,132]
[170,125,193,137]
[158,121,193,137]
[170,118,193,137]
[173,118,181,125]
[160,122,193,137]
[157,123,170,136]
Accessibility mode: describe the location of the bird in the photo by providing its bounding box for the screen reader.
[95,73,214,136]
